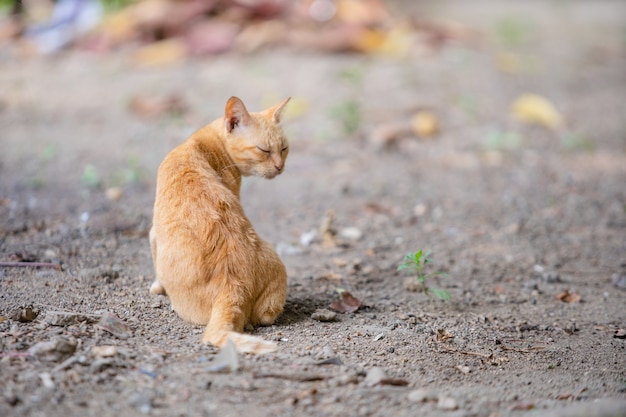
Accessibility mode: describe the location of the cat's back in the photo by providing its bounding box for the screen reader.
[157,128,214,181]
[154,126,242,225]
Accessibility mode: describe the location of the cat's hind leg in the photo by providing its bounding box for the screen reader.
[252,246,287,326]
[149,226,166,295]
[253,276,287,326]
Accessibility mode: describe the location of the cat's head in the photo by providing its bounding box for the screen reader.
[223,96,291,179]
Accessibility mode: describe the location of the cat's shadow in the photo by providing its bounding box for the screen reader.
[274,295,327,326]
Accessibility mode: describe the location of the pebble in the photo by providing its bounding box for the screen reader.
[97,312,132,339]
[364,367,386,387]
[91,345,118,358]
[318,345,335,359]
[542,271,561,283]
[127,390,153,414]
[329,373,359,387]
[611,273,626,290]
[105,187,123,201]
[339,227,363,241]
[311,309,338,322]
[207,339,238,373]
[28,336,77,362]
[90,358,114,373]
[299,230,317,246]
[38,372,55,389]
[407,389,438,403]
[45,311,99,326]
[437,396,459,410]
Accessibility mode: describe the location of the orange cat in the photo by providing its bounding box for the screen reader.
[149,96,290,354]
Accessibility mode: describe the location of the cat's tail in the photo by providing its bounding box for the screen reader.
[203,329,277,354]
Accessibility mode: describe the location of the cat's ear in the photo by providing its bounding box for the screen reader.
[224,96,252,133]
[265,97,291,124]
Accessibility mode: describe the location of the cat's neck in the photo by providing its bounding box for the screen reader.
[192,120,242,197]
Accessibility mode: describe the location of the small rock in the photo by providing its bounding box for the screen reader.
[91,345,118,358]
[413,203,427,217]
[317,345,335,359]
[299,230,317,246]
[105,187,123,201]
[97,312,132,339]
[38,372,55,389]
[542,271,561,283]
[364,367,387,387]
[456,365,471,374]
[90,357,115,373]
[612,273,626,290]
[329,372,359,387]
[523,280,539,290]
[45,311,99,326]
[315,356,343,366]
[207,339,238,373]
[29,336,77,362]
[408,389,438,403]
[127,390,153,414]
[276,242,303,256]
[311,309,338,322]
[438,396,459,410]
[339,227,363,241]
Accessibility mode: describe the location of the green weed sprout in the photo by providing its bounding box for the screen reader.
[398,249,450,302]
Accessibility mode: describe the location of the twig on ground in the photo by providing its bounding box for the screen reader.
[438,344,493,359]
[253,372,327,382]
[0,351,31,358]
[500,345,546,353]
[0,262,62,271]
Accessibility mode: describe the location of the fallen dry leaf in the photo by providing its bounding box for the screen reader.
[184,20,240,55]
[320,210,337,246]
[555,290,581,303]
[133,38,187,66]
[129,93,187,119]
[329,289,361,313]
[411,110,439,138]
[510,403,535,411]
[511,93,562,130]
[335,0,389,26]
[436,328,455,342]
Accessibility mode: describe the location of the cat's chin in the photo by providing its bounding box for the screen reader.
[262,171,281,180]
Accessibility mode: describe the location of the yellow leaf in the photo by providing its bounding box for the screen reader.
[511,94,562,129]
[99,10,137,43]
[133,39,187,67]
[377,26,413,58]
[354,28,387,53]
[411,111,439,138]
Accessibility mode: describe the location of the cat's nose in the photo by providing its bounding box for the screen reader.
[274,164,282,172]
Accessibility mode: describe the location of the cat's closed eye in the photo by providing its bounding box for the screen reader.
[256,146,270,154]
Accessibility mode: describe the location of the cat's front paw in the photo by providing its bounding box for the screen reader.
[149,280,166,295]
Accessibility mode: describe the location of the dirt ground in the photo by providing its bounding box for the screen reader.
[1,1,625,416]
